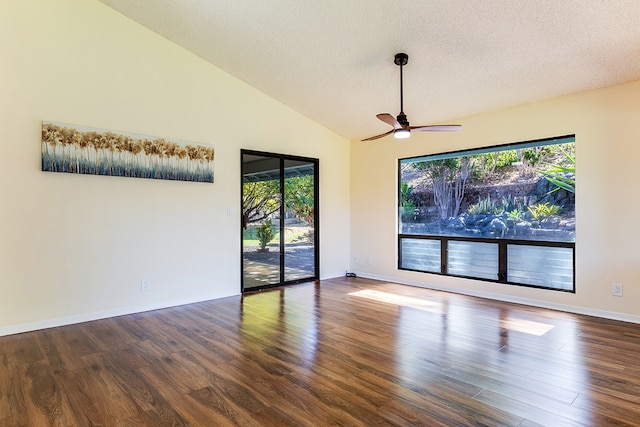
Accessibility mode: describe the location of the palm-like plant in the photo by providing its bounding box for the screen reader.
[538,148,575,193]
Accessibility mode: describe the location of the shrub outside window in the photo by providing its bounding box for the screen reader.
[398,135,575,292]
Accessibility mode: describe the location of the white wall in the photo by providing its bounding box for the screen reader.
[350,79,640,322]
[0,0,350,335]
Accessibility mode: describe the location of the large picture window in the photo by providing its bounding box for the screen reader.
[399,135,575,292]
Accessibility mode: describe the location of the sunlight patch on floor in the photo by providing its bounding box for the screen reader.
[349,289,441,312]
[349,290,554,335]
[499,318,555,336]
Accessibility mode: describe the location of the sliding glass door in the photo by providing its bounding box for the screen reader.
[241,150,318,291]
[283,158,317,282]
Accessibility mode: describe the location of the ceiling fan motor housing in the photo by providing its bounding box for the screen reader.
[396,113,409,127]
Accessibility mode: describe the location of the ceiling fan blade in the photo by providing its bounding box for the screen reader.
[361,129,394,141]
[410,124,462,132]
[376,113,401,129]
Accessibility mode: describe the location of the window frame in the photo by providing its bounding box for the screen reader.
[397,135,575,293]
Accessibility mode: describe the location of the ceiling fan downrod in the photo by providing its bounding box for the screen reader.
[394,53,410,137]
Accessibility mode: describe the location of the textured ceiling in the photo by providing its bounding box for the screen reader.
[98,0,640,141]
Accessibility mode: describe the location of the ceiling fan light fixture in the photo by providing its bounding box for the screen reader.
[394,128,410,139]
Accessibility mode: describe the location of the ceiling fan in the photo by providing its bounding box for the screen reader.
[362,53,461,141]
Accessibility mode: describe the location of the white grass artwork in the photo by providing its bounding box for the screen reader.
[41,121,214,183]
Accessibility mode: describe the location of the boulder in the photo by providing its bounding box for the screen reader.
[489,218,508,237]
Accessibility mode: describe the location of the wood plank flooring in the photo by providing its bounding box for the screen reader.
[2,277,640,426]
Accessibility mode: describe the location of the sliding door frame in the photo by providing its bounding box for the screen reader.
[241,149,319,292]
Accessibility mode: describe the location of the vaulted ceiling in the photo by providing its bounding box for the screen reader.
[99,1,640,141]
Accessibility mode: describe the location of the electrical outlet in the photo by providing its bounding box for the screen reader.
[612,283,623,297]
[140,279,150,292]
[366,256,372,265]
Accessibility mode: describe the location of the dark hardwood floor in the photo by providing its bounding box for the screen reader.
[1,277,640,426]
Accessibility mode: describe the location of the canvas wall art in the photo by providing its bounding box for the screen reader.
[41,121,214,183]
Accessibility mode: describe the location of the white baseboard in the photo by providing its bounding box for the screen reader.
[353,272,640,325]
[0,293,239,338]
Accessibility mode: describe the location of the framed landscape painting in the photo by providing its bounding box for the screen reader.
[41,121,214,183]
